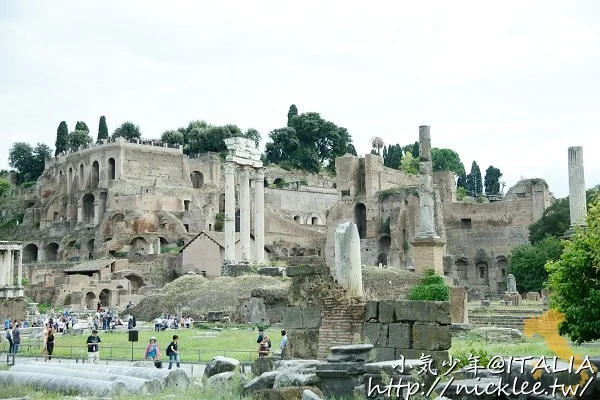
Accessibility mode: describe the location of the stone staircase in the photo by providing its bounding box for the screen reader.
[468,309,544,331]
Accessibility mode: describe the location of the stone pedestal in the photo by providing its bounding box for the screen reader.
[410,237,445,275]
[503,292,521,306]
[315,344,373,399]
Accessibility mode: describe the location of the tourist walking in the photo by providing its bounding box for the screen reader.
[11,323,21,354]
[4,325,13,354]
[256,328,264,344]
[44,324,55,361]
[144,336,161,361]
[86,329,101,363]
[279,330,288,358]
[258,336,270,357]
[166,335,180,369]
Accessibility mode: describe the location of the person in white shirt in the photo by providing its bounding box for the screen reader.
[154,317,162,332]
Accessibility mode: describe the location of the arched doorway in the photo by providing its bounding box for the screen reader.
[99,289,110,308]
[355,203,367,239]
[91,161,99,189]
[130,237,148,256]
[108,158,116,180]
[191,171,204,188]
[125,274,145,294]
[82,193,95,224]
[44,242,59,261]
[311,216,320,225]
[85,239,95,259]
[85,292,96,309]
[476,260,489,285]
[23,243,38,263]
[294,215,302,224]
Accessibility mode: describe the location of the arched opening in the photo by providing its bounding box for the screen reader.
[476,260,489,284]
[377,253,388,266]
[191,171,204,188]
[85,292,96,309]
[91,161,99,189]
[66,240,76,249]
[455,258,468,282]
[125,274,145,294]
[130,237,148,256]
[496,256,508,292]
[294,215,302,224]
[44,242,59,261]
[85,239,95,259]
[355,203,367,239]
[79,164,85,187]
[99,289,110,309]
[311,216,320,225]
[264,179,268,187]
[108,158,116,180]
[112,213,124,224]
[273,178,284,186]
[235,210,240,232]
[82,193,95,224]
[23,243,38,263]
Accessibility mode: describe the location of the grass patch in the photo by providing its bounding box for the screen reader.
[2,326,270,363]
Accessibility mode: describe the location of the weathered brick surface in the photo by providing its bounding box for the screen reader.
[317,296,365,359]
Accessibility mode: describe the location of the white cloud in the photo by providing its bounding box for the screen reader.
[1,0,599,197]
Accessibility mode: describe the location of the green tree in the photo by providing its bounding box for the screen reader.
[75,121,89,132]
[265,108,353,173]
[403,142,419,158]
[113,121,141,140]
[67,130,93,151]
[456,173,467,189]
[287,104,298,127]
[0,177,10,196]
[161,130,185,146]
[400,151,419,175]
[244,128,261,147]
[546,195,600,343]
[55,121,69,156]
[508,236,564,293]
[97,116,109,143]
[9,142,52,184]
[431,148,465,176]
[370,137,385,155]
[346,143,357,156]
[409,269,449,301]
[484,165,503,195]
[383,144,403,169]
[465,161,483,196]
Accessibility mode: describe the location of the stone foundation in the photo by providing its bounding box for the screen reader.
[0,297,26,321]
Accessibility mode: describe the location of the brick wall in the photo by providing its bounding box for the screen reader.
[317,296,365,359]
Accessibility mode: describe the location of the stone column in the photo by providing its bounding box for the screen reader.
[254,168,265,264]
[0,250,5,286]
[77,200,83,223]
[568,146,587,228]
[224,162,236,264]
[156,237,161,255]
[239,166,251,263]
[93,201,99,225]
[416,125,438,238]
[17,250,23,288]
[8,249,14,286]
[334,221,364,297]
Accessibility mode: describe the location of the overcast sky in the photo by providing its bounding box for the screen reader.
[1,1,598,198]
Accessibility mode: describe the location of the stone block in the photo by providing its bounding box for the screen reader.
[362,323,380,346]
[365,301,379,321]
[251,386,325,400]
[378,300,396,323]
[525,291,540,301]
[203,356,240,378]
[412,323,451,351]
[387,323,411,349]
[287,329,319,359]
[243,370,278,395]
[326,344,374,363]
[286,265,329,277]
[395,300,451,325]
[252,357,275,377]
[378,324,389,347]
[302,306,322,329]
[257,267,286,276]
[373,347,396,362]
[282,307,303,329]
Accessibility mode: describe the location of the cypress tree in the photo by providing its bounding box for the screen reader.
[97,116,109,143]
[55,121,69,156]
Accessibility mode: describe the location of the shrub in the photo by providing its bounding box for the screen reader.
[409,269,449,301]
[456,187,467,201]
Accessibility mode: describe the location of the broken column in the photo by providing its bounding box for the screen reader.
[240,166,251,263]
[566,146,587,236]
[224,161,236,264]
[254,168,265,264]
[334,221,364,297]
[411,126,445,275]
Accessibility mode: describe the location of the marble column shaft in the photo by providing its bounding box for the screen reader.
[0,250,5,286]
[417,125,438,238]
[224,162,236,264]
[240,166,251,263]
[17,250,23,288]
[568,146,587,227]
[255,168,265,264]
[93,201,99,225]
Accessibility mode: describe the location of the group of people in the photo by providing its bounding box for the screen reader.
[85,330,181,369]
[3,318,22,354]
[93,309,124,331]
[153,314,194,331]
[257,329,288,358]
